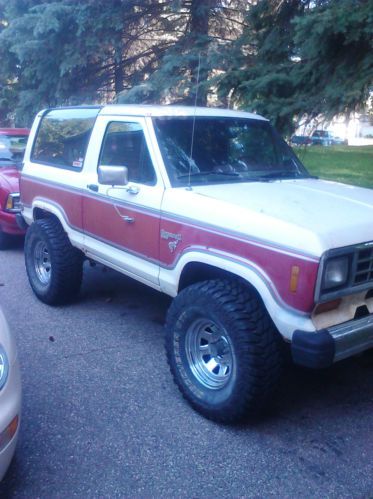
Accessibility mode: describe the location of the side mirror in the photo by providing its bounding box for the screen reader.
[98,165,129,186]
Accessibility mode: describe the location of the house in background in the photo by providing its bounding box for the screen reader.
[295,95,373,146]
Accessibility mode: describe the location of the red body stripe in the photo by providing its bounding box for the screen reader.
[21,177,83,229]
[83,197,160,260]
[21,177,319,313]
[159,218,318,312]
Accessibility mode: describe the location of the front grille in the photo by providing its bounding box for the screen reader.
[354,247,373,285]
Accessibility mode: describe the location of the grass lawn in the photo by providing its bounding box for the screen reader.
[294,145,373,189]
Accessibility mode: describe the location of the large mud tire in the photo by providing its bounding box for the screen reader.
[165,280,283,423]
[25,218,83,305]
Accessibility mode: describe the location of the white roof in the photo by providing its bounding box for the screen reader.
[99,104,267,121]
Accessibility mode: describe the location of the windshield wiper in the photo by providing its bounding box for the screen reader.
[177,171,239,179]
[254,171,315,181]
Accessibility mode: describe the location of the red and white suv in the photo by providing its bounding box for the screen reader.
[19,105,373,423]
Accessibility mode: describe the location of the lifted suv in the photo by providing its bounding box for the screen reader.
[20,105,373,422]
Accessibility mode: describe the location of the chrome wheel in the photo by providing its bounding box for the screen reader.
[34,240,51,285]
[185,318,234,390]
[25,219,83,304]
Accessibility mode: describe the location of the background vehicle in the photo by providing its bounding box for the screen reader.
[0,128,29,249]
[0,307,21,481]
[20,105,373,423]
[290,135,312,146]
[311,130,346,146]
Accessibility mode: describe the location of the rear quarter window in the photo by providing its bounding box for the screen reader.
[31,108,100,169]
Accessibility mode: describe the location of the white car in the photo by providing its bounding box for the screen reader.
[0,307,21,481]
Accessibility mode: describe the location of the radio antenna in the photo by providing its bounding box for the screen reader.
[187,52,201,190]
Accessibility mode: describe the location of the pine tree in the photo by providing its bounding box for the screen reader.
[217,0,373,134]
[117,0,249,105]
[0,0,177,124]
[0,0,371,130]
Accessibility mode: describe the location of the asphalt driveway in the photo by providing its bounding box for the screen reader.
[0,242,373,497]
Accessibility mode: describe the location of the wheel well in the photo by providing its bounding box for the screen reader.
[33,208,59,223]
[32,208,67,237]
[178,262,260,299]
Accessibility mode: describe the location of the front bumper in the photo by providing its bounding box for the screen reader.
[292,314,373,368]
[0,210,25,236]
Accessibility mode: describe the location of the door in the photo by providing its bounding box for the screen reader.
[82,118,164,285]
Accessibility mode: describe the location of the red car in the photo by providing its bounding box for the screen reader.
[0,128,29,249]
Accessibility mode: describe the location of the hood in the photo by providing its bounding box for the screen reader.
[163,178,373,257]
[0,166,20,192]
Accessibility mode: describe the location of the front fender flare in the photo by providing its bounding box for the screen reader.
[159,249,314,340]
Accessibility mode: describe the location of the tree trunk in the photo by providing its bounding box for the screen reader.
[188,0,217,106]
[114,46,125,95]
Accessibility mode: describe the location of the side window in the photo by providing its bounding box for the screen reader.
[99,122,156,185]
[32,108,99,169]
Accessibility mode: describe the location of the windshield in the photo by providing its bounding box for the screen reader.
[0,134,28,167]
[153,116,310,186]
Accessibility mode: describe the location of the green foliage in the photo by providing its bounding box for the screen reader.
[119,0,247,106]
[292,0,373,117]
[220,0,373,134]
[0,0,175,124]
[0,0,372,132]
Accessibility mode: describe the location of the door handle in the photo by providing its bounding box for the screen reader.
[87,184,99,192]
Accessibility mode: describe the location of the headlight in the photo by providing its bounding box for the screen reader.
[0,345,9,391]
[322,256,350,291]
[5,192,21,212]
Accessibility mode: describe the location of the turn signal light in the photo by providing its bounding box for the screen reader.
[0,415,19,452]
[314,299,341,315]
[290,266,300,293]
